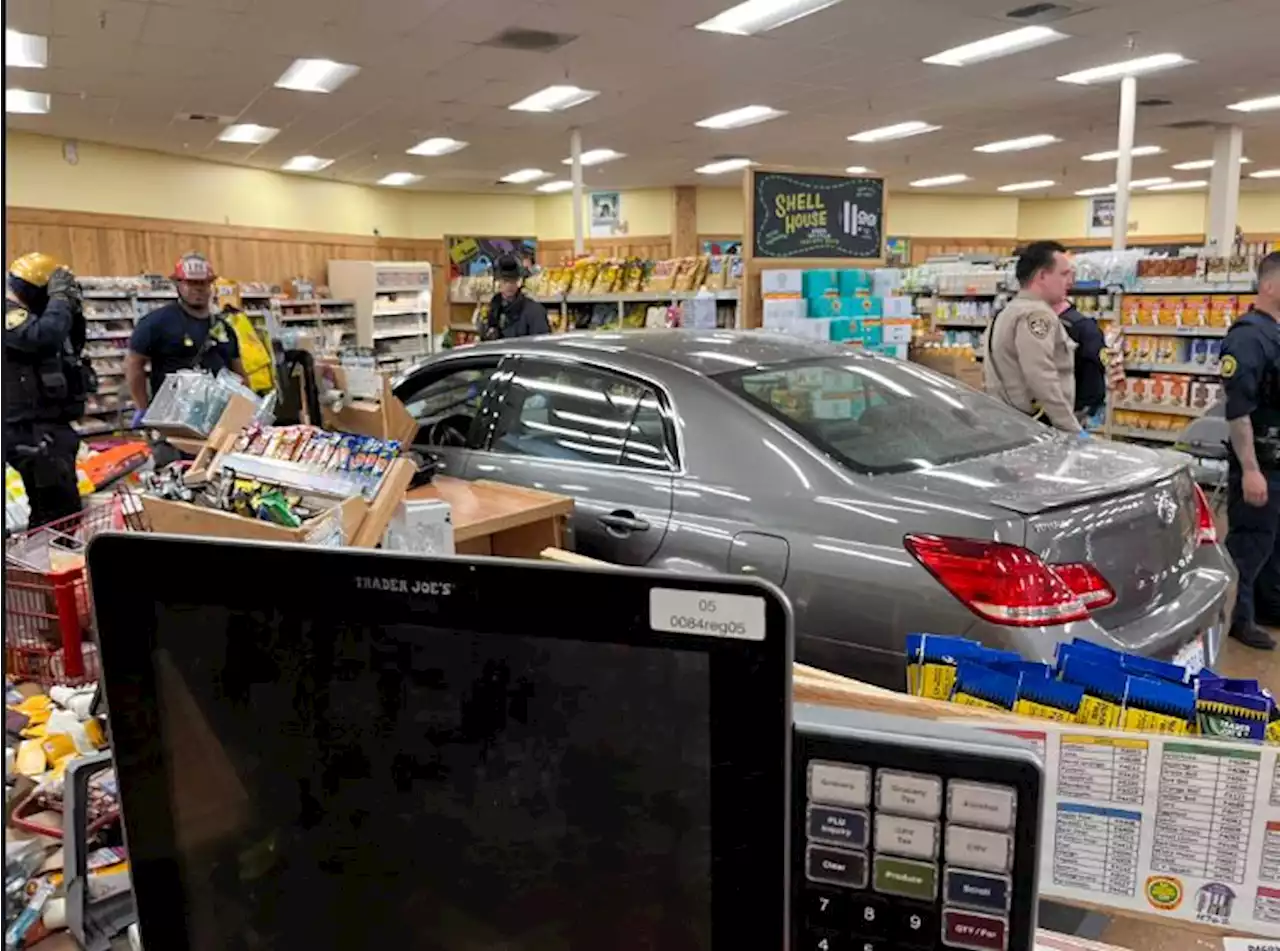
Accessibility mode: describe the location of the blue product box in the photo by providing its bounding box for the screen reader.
[838,269,873,296]
[803,270,840,299]
[828,317,856,342]
[852,297,883,318]
[854,318,882,347]
[809,296,858,318]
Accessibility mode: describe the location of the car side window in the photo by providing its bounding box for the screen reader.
[400,361,500,449]
[490,360,674,470]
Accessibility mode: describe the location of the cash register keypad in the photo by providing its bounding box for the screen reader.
[799,761,1023,951]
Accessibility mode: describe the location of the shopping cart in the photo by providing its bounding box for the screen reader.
[4,490,147,686]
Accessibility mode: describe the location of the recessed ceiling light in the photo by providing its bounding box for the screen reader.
[377,172,421,187]
[509,85,598,113]
[974,134,1059,153]
[923,26,1066,67]
[1075,186,1118,196]
[910,174,970,188]
[1249,169,1280,179]
[537,180,574,193]
[1082,145,1164,161]
[848,121,940,143]
[997,180,1056,192]
[5,29,48,69]
[1146,180,1208,191]
[1227,93,1280,113]
[282,155,334,172]
[275,58,360,94]
[1130,177,1174,188]
[696,0,846,36]
[845,166,874,174]
[695,105,786,129]
[500,168,551,184]
[218,123,278,144]
[407,137,468,157]
[562,149,625,166]
[1057,53,1192,85]
[696,158,753,175]
[5,88,49,114]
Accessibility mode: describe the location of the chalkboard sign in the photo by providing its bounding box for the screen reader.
[750,171,884,260]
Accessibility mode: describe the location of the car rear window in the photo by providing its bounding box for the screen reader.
[716,356,1048,474]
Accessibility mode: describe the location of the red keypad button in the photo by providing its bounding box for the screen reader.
[943,908,1008,951]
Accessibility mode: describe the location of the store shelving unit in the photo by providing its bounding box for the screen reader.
[329,261,434,371]
[451,289,743,331]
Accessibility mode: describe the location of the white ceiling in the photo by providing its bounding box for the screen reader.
[5,0,1280,197]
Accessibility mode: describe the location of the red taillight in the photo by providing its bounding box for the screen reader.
[1193,483,1217,545]
[1050,562,1117,609]
[904,534,1090,627]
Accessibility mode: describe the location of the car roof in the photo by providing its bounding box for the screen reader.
[458,330,855,376]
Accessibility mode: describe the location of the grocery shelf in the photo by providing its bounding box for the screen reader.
[376,285,430,294]
[85,313,133,321]
[932,290,1001,298]
[1112,402,1204,418]
[1113,325,1229,338]
[1094,426,1184,444]
[81,291,133,300]
[86,331,133,340]
[373,308,430,318]
[372,328,427,340]
[933,318,989,328]
[1128,281,1255,293]
[1124,362,1220,375]
[317,299,355,306]
[135,292,177,299]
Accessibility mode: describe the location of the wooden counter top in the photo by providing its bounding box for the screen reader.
[406,477,573,556]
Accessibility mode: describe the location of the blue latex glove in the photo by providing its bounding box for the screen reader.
[130,408,147,429]
[1077,429,1092,441]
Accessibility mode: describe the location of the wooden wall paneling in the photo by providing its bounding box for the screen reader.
[672,187,697,258]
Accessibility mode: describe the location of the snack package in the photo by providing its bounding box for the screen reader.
[1183,295,1208,327]
[1121,676,1195,735]
[909,635,983,700]
[1196,681,1272,742]
[1014,677,1085,723]
[1206,339,1223,371]
[1168,376,1189,406]
[1057,650,1128,727]
[1129,377,1150,404]
[1136,299,1156,326]
[951,662,1019,711]
[1149,376,1168,405]
[704,256,727,291]
[1156,297,1179,327]
[1122,297,1142,326]
[648,259,678,293]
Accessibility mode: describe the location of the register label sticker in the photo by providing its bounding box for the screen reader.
[649,588,766,641]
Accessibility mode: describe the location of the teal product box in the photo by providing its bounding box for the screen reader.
[828,318,856,342]
[854,297,883,318]
[854,318,882,347]
[838,269,873,296]
[877,343,909,360]
[803,270,840,299]
[809,296,858,318]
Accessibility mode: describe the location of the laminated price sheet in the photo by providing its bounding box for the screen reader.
[982,723,1280,936]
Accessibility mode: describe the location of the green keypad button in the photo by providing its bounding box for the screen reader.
[873,855,937,901]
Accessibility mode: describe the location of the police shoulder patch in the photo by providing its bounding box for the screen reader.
[5,307,29,330]
[1027,313,1051,339]
[1220,354,1239,379]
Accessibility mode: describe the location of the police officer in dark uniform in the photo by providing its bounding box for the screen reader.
[4,253,90,528]
[482,254,550,340]
[1220,250,1280,650]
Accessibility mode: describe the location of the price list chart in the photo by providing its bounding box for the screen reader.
[1271,757,1280,808]
[1150,743,1261,884]
[1261,822,1280,884]
[1052,803,1142,897]
[1056,735,1149,805]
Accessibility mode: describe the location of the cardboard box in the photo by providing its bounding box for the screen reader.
[881,318,913,345]
[809,296,857,318]
[760,269,804,297]
[880,296,914,318]
[910,349,983,389]
[142,493,367,546]
[763,298,808,326]
[837,269,872,296]
[803,270,840,298]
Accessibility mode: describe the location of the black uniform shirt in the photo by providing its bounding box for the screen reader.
[1220,308,1280,449]
[485,292,551,339]
[129,302,239,397]
[4,295,84,424]
[1058,304,1107,413]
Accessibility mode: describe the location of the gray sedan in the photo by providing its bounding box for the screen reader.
[394,330,1233,688]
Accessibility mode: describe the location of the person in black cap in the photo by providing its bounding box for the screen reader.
[483,254,550,340]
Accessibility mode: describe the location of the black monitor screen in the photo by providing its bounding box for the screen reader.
[91,538,789,951]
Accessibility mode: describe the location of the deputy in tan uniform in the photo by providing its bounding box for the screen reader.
[985,240,1081,433]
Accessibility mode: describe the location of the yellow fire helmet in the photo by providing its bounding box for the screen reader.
[8,252,60,288]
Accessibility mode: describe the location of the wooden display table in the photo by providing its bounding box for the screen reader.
[406,478,572,558]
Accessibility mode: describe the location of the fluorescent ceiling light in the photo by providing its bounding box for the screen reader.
[562,149,625,166]
[695,105,786,129]
[1082,145,1163,161]
[1249,169,1280,180]
[845,166,873,174]
[5,89,49,114]
[910,174,970,188]
[1129,177,1173,188]
[1075,186,1117,196]
[509,85,598,113]
[923,26,1067,67]
[1227,94,1280,113]
[696,0,845,36]
[848,121,940,143]
[6,29,48,68]
[282,155,333,172]
[1057,53,1191,85]
[377,172,421,187]
[974,134,1059,153]
[500,168,551,184]
[218,123,278,144]
[1171,157,1250,170]
[407,137,467,156]
[275,58,360,93]
[997,180,1056,192]
[696,158,753,175]
[537,180,574,193]
[1147,180,1208,191]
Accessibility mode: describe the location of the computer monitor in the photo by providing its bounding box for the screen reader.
[89,536,792,951]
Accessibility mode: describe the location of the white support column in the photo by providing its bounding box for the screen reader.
[1112,75,1137,252]
[1206,125,1243,254]
[570,128,584,256]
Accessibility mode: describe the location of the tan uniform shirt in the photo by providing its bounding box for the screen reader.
[984,291,1080,432]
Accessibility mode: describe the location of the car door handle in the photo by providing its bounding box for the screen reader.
[599,511,650,534]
